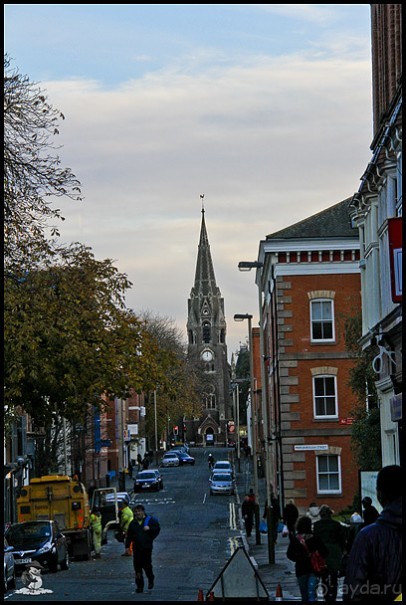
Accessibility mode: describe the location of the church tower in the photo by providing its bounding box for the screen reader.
[187,206,230,446]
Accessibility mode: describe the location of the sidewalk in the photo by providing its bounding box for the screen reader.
[235,457,345,602]
[235,457,302,601]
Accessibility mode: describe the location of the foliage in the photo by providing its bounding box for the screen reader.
[4,244,158,426]
[139,312,201,447]
[344,313,382,470]
[4,54,82,268]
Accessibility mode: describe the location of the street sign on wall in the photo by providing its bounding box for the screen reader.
[294,444,328,451]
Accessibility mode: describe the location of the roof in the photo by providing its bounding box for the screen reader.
[266,198,357,240]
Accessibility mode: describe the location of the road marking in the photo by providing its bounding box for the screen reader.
[203,492,207,504]
[229,502,237,530]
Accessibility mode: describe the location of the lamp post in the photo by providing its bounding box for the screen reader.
[234,313,260,545]
[238,261,275,564]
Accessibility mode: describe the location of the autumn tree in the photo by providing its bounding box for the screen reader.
[4,244,160,430]
[138,312,201,447]
[4,54,82,268]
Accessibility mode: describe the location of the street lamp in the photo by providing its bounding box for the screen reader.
[238,261,275,564]
[234,313,260,545]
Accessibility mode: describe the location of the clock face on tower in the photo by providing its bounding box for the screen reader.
[201,350,213,362]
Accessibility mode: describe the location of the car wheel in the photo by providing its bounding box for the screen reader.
[60,550,69,571]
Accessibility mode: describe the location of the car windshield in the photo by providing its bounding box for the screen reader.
[137,472,156,480]
[212,474,232,482]
[215,462,231,468]
[164,454,177,458]
[6,522,51,548]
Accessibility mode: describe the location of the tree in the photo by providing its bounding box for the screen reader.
[4,244,159,428]
[4,54,82,268]
[344,313,382,469]
[138,312,201,447]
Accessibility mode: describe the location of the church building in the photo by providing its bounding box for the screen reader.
[187,207,231,446]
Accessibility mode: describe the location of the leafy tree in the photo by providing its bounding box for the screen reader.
[4,54,82,268]
[139,312,201,447]
[4,244,159,428]
[344,313,382,469]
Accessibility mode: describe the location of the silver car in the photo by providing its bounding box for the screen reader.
[161,452,180,467]
[209,472,235,496]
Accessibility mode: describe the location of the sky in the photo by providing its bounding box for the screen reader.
[4,4,373,360]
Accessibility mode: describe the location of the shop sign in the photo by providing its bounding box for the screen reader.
[388,217,402,302]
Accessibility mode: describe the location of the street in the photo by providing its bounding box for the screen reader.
[6,447,242,602]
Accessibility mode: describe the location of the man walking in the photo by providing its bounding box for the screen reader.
[124,504,160,593]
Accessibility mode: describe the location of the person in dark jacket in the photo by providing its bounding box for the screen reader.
[287,516,329,602]
[124,504,160,593]
[242,494,255,537]
[361,496,379,527]
[313,505,346,602]
[343,465,402,602]
[283,499,299,535]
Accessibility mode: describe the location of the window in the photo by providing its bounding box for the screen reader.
[317,455,341,494]
[202,386,216,409]
[202,321,211,343]
[311,299,334,341]
[313,375,337,418]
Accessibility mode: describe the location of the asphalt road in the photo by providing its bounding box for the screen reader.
[5,447,242,602]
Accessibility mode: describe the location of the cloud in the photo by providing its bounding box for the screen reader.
[43,47,372,358]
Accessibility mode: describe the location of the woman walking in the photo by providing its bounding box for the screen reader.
[287,516,328,602]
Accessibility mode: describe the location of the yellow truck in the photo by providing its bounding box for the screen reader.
[17,475,93,560]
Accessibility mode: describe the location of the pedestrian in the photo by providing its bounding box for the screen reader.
[142,455,150,470]
[263,492,281,543]
[343,465,402,602]
[283,498,299,535]
[313,504,346,602]
[306,502,321,528]
[287,515,329,602]
[124,504,161,593]
[242,494,255,538]
[90,507,102,558]
[119,499,134,555]
[361,496,379,527]
[137,453,143,471]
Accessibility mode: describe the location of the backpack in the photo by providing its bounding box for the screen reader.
[298,534,327,575]
[144,515,160,538]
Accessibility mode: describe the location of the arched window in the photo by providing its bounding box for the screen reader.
[202,321,211,343]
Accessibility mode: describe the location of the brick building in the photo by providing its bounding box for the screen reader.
[257,198,362,514]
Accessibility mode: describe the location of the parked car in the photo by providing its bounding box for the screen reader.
[5,520,69,573]
[134,470,164,492]
[209,473,236,496]
[174,451,195,466]
[4,537,16,591]
[103,491,130,505]
[212,460,233,476]
[161,452,180,467]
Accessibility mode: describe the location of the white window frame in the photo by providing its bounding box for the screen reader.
[313,375,338,418]
[316,454,342,494]
[310,299,335,342]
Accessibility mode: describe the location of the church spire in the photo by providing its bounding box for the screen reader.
[193,204,218,296]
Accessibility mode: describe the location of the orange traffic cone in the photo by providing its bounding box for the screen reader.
[275,583,283,601]
[207,591,214,601]
[197,588,204,601]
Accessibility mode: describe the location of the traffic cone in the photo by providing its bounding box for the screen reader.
[197,588,204,601]
[207,591,214,601]
[275,583,283,601]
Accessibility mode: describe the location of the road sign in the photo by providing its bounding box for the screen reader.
[294,444,328,451]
